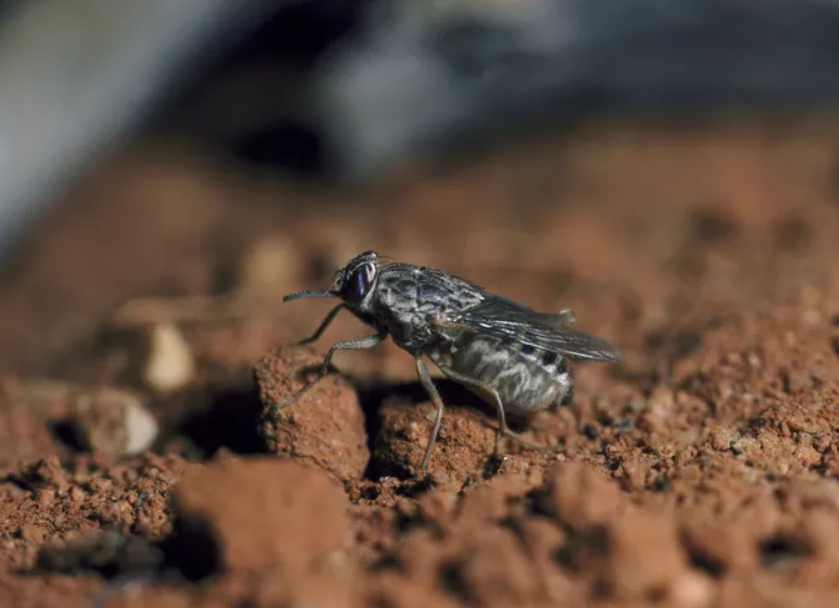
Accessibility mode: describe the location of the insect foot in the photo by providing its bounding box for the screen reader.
[282,250,622,478]
[254,346,370,483]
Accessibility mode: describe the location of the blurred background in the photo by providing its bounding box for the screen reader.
[1,0,839,390]
[4,3,839,603]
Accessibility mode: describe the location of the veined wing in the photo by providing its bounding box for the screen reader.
[440,295,622,363]
[462,294,578,328]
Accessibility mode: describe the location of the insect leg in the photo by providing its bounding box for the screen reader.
[275,333,385,409]
[295,303,346,345]
[560,383,575,406]
[415,355,446,477]
[430,357,542,450]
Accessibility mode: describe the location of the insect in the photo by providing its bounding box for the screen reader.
[280,251,622,475]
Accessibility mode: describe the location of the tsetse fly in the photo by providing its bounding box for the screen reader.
[280,251,622,475]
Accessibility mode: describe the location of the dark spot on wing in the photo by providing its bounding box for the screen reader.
[541,350,559,367]
[519,343,537,357]
[498,334,516,347]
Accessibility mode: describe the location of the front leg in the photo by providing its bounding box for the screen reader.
[295,303,346,345]
[275,333,386,409]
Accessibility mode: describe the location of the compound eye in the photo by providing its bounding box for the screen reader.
[342,263,376,303]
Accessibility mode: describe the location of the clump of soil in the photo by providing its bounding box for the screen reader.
[171,456,349,576]
[0,453,181,572]
[2,117,839,607]
[255,346,370,483]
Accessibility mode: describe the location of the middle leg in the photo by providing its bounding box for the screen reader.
[414,355,446,476]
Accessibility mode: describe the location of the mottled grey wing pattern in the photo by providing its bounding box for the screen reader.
[446,294,622,363]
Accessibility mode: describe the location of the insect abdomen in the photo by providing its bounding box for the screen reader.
[444,335,572,417]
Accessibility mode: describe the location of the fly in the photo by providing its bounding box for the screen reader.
[280,250,622,476]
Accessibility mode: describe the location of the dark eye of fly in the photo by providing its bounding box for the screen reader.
[341,263,375,303]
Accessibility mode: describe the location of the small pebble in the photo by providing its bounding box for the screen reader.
[144,323,195,392]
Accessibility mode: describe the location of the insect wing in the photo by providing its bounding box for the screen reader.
[446,296,622,363]
[461,294,577,328]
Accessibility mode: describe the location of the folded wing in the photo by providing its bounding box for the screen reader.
[442,294,622,363]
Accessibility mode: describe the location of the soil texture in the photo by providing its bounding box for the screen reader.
[1,117,839,607]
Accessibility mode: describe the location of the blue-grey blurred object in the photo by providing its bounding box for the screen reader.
[0,0,286,266]
[315,0,839,177]
[4,0,839,270]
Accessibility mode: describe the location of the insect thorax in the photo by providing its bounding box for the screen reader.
[369,264,483,352]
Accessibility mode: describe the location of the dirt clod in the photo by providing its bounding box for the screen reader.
[574,509,690,602]
[373,395,497,480]
[255,347,370,483]
[0,453,181,571]
[540,462,624,529]
[171,457,349,576]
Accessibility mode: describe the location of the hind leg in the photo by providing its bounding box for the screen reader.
[429,356,543,450]
[560,383,575,406]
